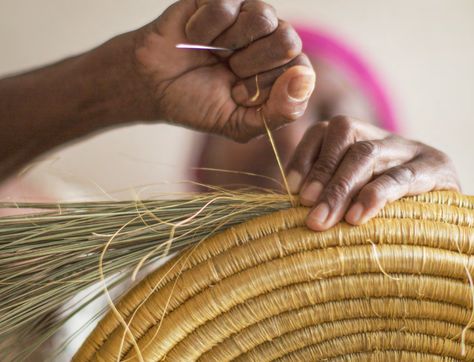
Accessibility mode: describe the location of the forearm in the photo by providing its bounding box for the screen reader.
[0,0,316,180]
[0,32,153,179]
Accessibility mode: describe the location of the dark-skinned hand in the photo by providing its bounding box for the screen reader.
[0,0,316,178]
[286,116,460,231]
[133,0,316,141]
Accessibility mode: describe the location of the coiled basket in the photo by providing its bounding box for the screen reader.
[74,192,474,361]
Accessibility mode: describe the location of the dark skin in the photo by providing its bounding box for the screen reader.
[0,0,315,177]
[286,116,460,230]
[195,116,460,231]
[0,0,460,231]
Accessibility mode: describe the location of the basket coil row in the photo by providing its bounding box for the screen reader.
[75,192,474,361]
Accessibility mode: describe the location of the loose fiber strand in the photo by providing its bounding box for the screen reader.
[461,261,474,356]
[250,74,261,103]
[368,239,401,281]
[98,217,144,362]
[120,217,233,360]
[259,108,295,207]
[131,196,232,281]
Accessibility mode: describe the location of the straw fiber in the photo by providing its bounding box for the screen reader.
[74,191,474,361]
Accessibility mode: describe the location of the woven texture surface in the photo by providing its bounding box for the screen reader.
[74,191,474,361]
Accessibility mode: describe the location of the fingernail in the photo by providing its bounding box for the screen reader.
[300,182,323,206]
[287,171,302,194]
[346,203,364,225]
[308,203,330,226]
[232,83,249,104]
[288,71,315,102]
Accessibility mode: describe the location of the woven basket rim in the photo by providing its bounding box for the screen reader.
[74,191,474,361]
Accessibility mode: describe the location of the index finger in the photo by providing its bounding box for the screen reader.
[212,0,278,51]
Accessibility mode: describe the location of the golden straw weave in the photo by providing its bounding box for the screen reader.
[74,191,474,361]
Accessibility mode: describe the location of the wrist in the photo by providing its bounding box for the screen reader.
[0,30,160,179]
[76,31,158,128]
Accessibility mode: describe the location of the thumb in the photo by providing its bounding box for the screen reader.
[263,65,316,129]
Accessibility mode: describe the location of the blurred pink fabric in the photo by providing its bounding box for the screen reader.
[296,25,398,132]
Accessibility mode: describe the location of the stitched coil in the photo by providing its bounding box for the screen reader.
[74,191,474,361]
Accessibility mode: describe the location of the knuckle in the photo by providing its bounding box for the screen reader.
[316,159,338,174]
[350,141,378,160]
[323,179,352,203]
[329,115,353,131]
[275,21,302,59]
[310,159,337,180]
[247,4,278,35]
[387,165,418,185]
[418,144,455,169]
[209,0,238,22]
[302,122,328,142]
[427,150,460,189]
[251,15,275,36]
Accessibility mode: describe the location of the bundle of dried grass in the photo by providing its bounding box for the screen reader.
[74,191,474,361]
[0,189,293,360]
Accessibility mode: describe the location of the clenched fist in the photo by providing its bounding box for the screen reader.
[0,0,315,178]
[132,0,316,141]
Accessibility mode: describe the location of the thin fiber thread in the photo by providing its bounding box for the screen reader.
[260,109,295,207]
[74,192,474,361]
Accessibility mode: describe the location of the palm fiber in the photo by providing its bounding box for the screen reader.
[74,191,474,361]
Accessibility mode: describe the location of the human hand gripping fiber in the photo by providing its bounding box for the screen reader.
[0,0,315,179]
[132,0,316,141]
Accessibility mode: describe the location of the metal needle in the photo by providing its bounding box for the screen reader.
[176,43,232,52]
